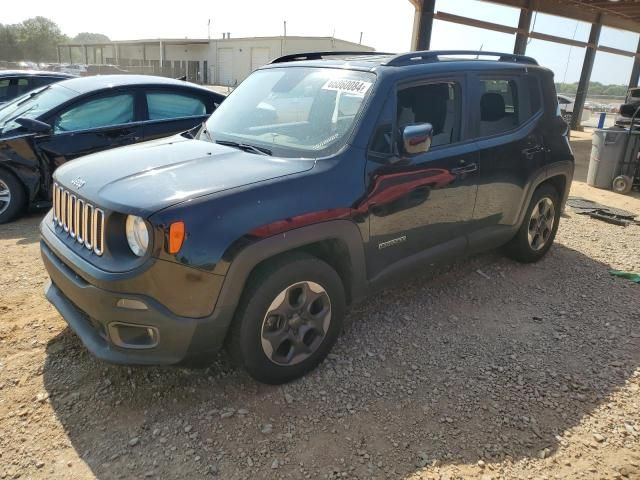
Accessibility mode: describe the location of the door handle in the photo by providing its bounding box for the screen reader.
[451,163,478,175]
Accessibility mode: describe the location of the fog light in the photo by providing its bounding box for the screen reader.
[108,322,159,349]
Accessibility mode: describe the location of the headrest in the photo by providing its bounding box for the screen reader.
[481,93,506,122]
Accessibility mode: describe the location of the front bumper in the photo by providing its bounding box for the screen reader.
[40,233,233,366]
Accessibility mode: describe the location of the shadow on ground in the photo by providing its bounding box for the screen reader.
[0,212,44,244]
[42,243,639,479]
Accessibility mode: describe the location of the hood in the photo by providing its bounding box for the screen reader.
[54,135,314,215]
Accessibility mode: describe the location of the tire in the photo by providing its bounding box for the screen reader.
[0,169,26,224]
[504,183,560,263]
[226,252,346,384]
[612,175,633,195]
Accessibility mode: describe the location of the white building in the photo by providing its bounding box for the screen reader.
[58,36,374,86]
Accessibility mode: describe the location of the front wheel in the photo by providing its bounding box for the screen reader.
[504,183,560,263]
[227,253,346,384]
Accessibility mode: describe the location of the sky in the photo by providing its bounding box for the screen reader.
[5,0,639,85]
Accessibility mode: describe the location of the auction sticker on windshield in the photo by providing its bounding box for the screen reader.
[321,78,372,96]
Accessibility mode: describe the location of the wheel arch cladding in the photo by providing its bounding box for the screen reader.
[255,238,356,304]
[215,220,368,320]
[539,174,566,198]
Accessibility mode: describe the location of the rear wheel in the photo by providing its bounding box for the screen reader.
[0,170,26,224]
[504,183,560,263]
[227,253,345,384]
[612,175,633,195]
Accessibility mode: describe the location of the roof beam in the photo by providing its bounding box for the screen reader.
[433,11,519,35]
[528,31,591,48]
[482,0,640,33]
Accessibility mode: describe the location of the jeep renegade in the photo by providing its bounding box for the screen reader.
[40,51,574,384]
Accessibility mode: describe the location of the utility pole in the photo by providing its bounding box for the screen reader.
[359,32,363,44]
[283,20,287,37]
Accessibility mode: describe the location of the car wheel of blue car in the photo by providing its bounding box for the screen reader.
[227,252,345,384]
[504,183,560,263]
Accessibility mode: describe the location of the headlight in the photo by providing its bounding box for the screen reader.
[125,215,150,257]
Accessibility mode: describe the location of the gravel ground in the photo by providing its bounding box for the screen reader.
[1,134,639,480]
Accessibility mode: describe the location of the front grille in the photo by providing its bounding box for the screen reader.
[52,183,105,256]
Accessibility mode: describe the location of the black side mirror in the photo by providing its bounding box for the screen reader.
[15,117,51,134]
[401,123,433,156]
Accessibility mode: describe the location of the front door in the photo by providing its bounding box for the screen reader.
[35,91,144,170]
[365,78,479,280]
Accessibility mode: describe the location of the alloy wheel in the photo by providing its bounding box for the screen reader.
[528,197,555,251]
[0,180,11,215]
[260,281,332,366]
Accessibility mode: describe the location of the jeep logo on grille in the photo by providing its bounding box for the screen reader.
[71,177,86,189]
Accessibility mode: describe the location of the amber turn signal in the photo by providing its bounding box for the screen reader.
[168,221,185,254]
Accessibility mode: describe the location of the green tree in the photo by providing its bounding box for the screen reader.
[72,32,110,44]
[0,24,21,61]
[15,16,68,62]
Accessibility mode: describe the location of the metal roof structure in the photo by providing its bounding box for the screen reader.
[409,0,640,130]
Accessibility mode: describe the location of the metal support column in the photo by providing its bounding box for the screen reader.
[513,2,532,55]
[411,0,436,51]
[115,43,120,65]
[629,37,640,89]
[571,15,602,131]
[83,45,88,65]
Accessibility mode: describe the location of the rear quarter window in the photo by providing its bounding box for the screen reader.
[526,76,542,115]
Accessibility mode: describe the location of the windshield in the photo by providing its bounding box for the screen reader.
[204,67,375,158]
[0,83,78,135]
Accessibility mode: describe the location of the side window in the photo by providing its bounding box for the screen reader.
[54,93,135,133]
[0,79,10,102]
[397,82,460,148]
[30,77,57,89]
[146,92,206,120]
[479,79,518,137]
[16,78,32,96]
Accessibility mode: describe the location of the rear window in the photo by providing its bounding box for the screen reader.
[479,79,518,136]
[146,92,206,120]
[0,79,10,102]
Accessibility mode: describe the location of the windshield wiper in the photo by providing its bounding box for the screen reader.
[16,86,47,106]
[216,140,272,156]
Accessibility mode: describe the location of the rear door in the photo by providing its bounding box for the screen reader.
[34,89,144,169]
[141,89,212,142]
[469,71,546,249]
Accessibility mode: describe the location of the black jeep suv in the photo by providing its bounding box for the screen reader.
[40,51,573,384]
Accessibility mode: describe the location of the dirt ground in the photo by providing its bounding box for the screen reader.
[1,133,639,480]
